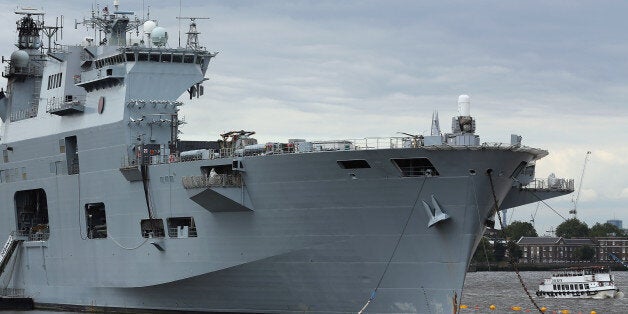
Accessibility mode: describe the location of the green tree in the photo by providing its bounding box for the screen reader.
[494,241,506,262]
[589,223,625,237]
[506,241,523,261]
[503,221,538,241]
[472,237,495,264]
[555,218,589,238]
[573,245,596,261]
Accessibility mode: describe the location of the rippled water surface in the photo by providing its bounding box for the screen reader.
[462,271,628,314]
[5,272,628,313]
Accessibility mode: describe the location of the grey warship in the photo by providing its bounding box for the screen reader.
[0,2,573,314]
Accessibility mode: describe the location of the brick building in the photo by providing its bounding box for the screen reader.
[517,237,597,263]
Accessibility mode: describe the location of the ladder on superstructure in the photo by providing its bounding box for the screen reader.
[0,233,25,276]
[31,76,42,117]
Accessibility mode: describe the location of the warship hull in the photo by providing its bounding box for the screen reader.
[0,6,573,314]
[3,143,533,313]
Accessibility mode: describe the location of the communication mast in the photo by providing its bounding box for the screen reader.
[569,151,591,218]
[176,17,209,49]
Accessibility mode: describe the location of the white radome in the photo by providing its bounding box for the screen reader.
[10,50,29,68]
[457,94,471,117]
[143,20,157,35]
[151,26,168,47]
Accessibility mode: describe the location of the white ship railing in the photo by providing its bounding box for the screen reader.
[167,227,198,238]
[123,137,550,167]
[16,228,49,242]
[522,178,575,191]
[45,95,86,113]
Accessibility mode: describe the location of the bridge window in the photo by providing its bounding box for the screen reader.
[85,203,107,239]
[391,158,439,177]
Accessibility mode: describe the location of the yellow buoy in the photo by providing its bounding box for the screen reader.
[590,311,596,314]
[561,310,569,314]
[460,304,468,309]
[489,304,496,310]
[512,306,522,311]
[540,307,547,313]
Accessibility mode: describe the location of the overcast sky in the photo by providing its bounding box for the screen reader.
[1,1,627,236]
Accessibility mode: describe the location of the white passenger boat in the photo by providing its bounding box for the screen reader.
[536,267,621,299]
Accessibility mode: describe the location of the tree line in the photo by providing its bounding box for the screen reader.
[472,219,624,264]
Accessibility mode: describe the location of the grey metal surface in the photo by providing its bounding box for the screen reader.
[0,5,572,314]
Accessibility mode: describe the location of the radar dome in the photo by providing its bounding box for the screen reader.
[143,20,157,34]
[151,27,168,47]
[457,94,470,117]
[10,50,29,68]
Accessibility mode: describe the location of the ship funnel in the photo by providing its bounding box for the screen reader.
[457,94,470,117]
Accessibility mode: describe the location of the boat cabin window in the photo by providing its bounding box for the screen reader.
[391,158,439,177]
[167,217,197,238]
[85,202,107,239]
[15,189,49,241]
[141,219,165,238]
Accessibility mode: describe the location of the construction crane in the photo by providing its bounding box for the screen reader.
[569,151,591,218]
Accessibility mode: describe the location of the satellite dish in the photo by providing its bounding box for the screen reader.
[151,27,168,47]
[143,20,157,35]
[10,50,29,68]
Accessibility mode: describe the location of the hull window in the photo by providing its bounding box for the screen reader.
[391,158,439,177]
[167,217,197,238]
[85,203,107,239]
[15,189,49,241]
[141,219,165,238]
[337,159,371,169]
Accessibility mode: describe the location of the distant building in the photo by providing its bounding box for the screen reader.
[517,236,628,264]
[596,237,628,262]
[518,237,561,263]
[607,219,623,229]
[517,237,596,263]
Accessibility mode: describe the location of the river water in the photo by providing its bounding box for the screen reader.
[6,271,628,313]
[461,271,628,314]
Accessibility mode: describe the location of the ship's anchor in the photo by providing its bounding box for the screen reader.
[422,194,450,228]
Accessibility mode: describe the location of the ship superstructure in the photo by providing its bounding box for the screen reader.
[0,3,573,314]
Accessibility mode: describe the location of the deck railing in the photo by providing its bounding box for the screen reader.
[181,174,242,189]
[167,227,198,238]
[521,178,575,191]
[0,288,25,297]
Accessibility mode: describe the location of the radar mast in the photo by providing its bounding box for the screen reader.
[74,0,144,46]
[176,17,209,50]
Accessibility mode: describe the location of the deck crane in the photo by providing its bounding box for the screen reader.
[569,151,591,218]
